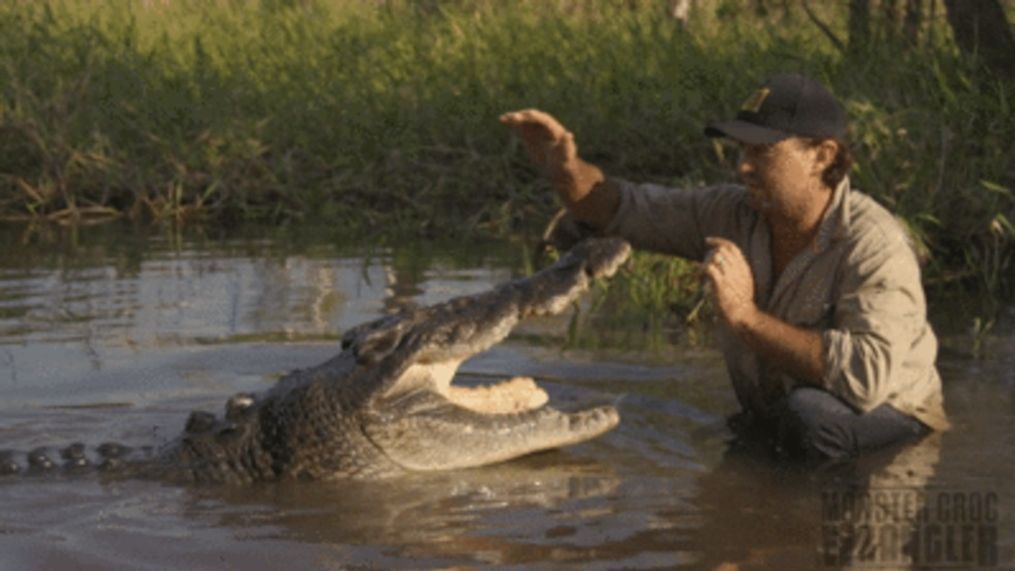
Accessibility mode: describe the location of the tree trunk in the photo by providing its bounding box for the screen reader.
[903,0,923,45]
[942,0,1015,76]
[882,0,899,32]
[849,0,871,51]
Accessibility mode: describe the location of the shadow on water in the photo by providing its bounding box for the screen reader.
[0,222,1012,570]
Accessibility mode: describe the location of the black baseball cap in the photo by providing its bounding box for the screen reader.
[704,73,847,144]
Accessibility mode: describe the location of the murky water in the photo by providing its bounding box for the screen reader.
[0,223,1012,570]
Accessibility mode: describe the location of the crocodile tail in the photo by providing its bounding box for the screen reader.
[0,441,141,477]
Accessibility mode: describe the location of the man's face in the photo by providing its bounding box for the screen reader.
[736,137,823,218]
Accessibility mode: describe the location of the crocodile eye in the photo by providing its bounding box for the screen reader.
[226,393,256,421]
[355,326,404,365]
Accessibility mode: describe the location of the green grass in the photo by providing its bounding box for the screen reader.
[0,0,1011,318]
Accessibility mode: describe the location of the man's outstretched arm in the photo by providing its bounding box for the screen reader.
[500,109,619,229]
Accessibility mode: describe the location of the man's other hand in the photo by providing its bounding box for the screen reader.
[703,236,759,330]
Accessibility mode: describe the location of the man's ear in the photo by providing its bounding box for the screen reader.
[812,139,839,174]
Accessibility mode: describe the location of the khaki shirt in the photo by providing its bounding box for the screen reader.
[603,176,949,431]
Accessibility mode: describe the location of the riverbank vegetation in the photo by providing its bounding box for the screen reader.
[1,0,1011,322]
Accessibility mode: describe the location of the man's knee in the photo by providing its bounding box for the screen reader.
[780,388,855,461]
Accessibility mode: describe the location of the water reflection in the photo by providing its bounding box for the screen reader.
[184,453,622,567]
[689,432,944,570]
[0,223,526,347]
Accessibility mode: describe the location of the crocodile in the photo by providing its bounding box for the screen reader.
[0,238,631,484]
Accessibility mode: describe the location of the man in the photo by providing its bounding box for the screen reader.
[500,73,948,461]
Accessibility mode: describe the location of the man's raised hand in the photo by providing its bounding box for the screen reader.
[499,109,577,174]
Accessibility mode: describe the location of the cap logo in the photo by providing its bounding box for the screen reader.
[741,87,770,113]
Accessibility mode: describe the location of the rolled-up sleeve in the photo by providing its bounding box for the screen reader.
[821,230,928,412]
[604,179,754,261]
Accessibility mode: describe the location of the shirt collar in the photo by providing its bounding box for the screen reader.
[815,175,851,252]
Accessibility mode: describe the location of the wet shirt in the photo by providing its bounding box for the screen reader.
[603,176,949,430]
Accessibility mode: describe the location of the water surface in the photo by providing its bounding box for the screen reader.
[0,223,1011,570]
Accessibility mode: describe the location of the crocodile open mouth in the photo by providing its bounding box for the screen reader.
[349,238,631,471]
